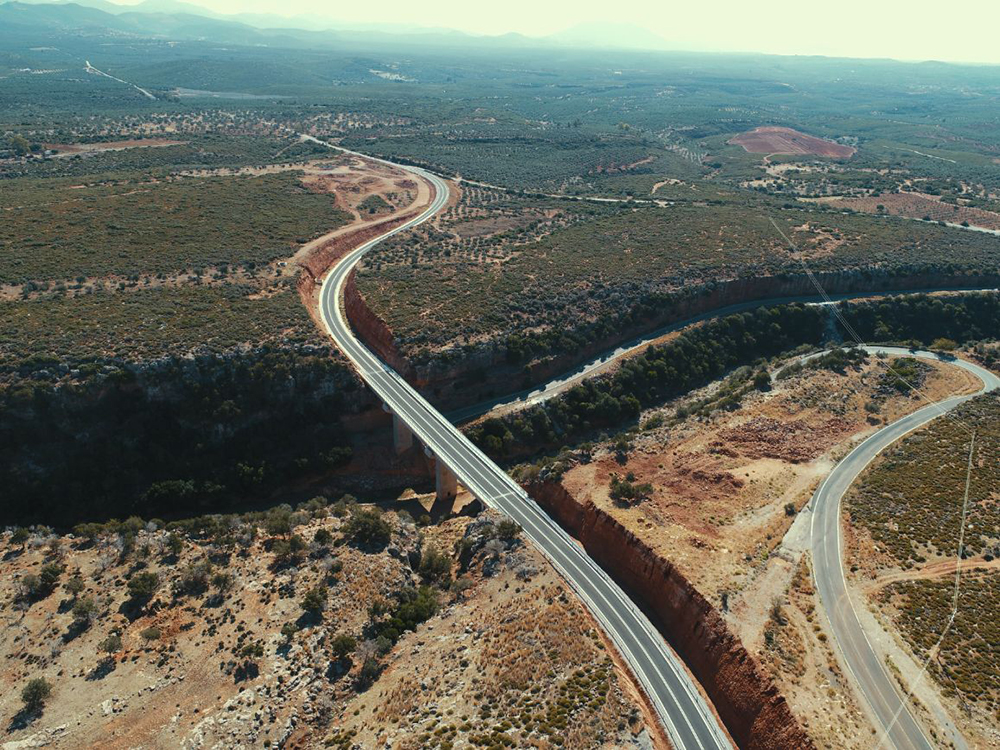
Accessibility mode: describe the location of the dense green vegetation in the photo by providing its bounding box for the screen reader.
[841,293,1000,347]
[1,346,361,526]
[1,172,347,283]
[472,292,1000,458]
[470,304,825,456]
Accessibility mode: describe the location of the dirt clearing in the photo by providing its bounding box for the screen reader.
[729,127,856,158]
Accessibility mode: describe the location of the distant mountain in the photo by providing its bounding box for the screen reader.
[2,0,497,37]
[0,0,682,52]
[0,0,132,29]
[3,0,124,13]
[545,21,672,51]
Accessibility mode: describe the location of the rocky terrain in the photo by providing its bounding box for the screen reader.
[1,501,653,749]
[527,348,980,748]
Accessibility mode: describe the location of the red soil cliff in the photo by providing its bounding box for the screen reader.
[524,480,814,750]
[342,269,410,375]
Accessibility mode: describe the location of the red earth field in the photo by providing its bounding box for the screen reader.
[729,126,856,158]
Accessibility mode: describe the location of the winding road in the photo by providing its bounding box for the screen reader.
[306,135,732,750]
[305,133,1000,748]
[448,289,997,423]
[809,346,999,750]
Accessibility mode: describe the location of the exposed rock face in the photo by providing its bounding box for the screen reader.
[342,270,409,375]
[347,269,1000,412]
[524,480,814,750]
[299,211,419,284]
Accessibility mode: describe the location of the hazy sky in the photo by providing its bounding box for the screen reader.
[131,0,1000,64]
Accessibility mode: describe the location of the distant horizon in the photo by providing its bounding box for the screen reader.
[12,0,1000,65]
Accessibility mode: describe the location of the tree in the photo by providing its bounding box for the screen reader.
[165,532,184,558]
[72,597,99,628]
[752,369,772,391]
[11,527,30,548]
[140,626,161,642]
[21,678,52,712]
[343,507,392,548]
[9,134,32,157]
[127,571,160,602]
[65,576,85,599]
[418,545,452,585]
[18,574,42,602]
[355,656,381,690]
[300,584,327,615]
[330,633,356,660]
[99,633,122,654]
[211,571,234,596]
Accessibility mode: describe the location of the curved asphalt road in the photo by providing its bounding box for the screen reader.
[306,135,731,750]
[448,289,998,423]
[809,346,1000,750]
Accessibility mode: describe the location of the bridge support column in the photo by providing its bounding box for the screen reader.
[435,460,458,501]
[392,413,413,454]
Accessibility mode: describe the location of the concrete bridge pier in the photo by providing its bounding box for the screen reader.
[435,460,458,502]
[392,413,413,454]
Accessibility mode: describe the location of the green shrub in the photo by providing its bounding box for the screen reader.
[21,678,52,711]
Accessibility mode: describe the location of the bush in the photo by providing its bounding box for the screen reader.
[496,519,522,542]
[343,507,392,549]
[331,633,356,660]
[265,507,294,536]
[65,576,85,598]
[418,545,452,585]
[21,678,52,711]
[371,586,438,644]
[608,473,654,505]
[271,534,307,566]
[127,571,160,602]
[300,584,327,614]
[176,560,212,596]
[17,565,63,601]
[38,563,64,595]
[313,528,333,547]
[641,413,665,431]
[72,596,99,627]
[99,633,122,654]
[140,626,161,642]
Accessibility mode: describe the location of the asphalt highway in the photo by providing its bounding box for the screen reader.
[307,135,732,750]
[809,346,999,750]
